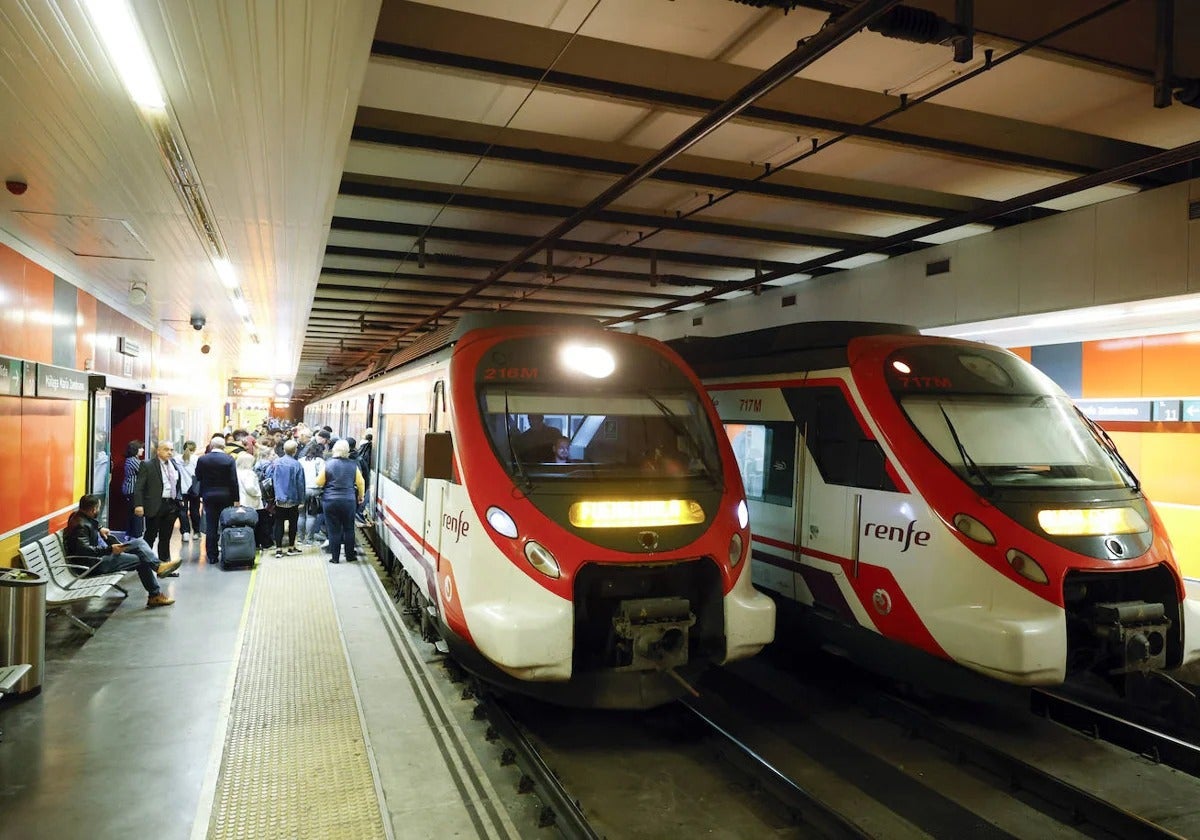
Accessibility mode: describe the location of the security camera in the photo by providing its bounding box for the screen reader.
[200,343,211,355]
[190,314,206,331]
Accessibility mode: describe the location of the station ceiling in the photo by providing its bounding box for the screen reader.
[0,1,1197,399]
[302,0,1200,397]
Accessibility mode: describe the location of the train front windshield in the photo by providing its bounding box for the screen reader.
[481,387,722,482]
[885,345,1135,492]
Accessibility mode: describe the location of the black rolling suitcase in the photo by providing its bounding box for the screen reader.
[219,506,258,568]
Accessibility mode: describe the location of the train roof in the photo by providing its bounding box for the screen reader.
[668,321,920,378]
[335,313,606,392]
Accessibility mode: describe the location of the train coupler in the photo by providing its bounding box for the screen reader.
[612,597,696,672]
[1091,601,1171,674]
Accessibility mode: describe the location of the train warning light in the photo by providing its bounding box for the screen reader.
[561,344,615,378]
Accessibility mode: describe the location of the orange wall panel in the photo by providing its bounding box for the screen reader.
[0,245,25,359]
[20,399,75,524]
[1141,335,1200,397]
[1134,431,1200,506]
[1082,338,1143,398]
[1008,346,1031,362]
[0,397,21,535]
[22,260,54,364]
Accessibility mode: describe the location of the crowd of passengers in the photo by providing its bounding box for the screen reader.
[67,421,372,608]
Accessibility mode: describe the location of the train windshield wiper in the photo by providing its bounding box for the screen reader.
[504,390,533,491]
[1077,408,1140,492]
[938,403,992,495]
[641,390,717,483]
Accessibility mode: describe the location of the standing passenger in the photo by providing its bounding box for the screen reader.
[195,435,239,564]
[122,440,145,538]
[317,439,363,565]
[235,452,267,547]
[299,443,326,545]
[177,441,201,542]
[133,441,185,565]
[271,440,305,556]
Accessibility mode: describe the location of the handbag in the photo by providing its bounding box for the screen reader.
[305,492,322,517]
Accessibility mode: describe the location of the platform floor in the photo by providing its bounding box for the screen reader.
[0,532,527,840]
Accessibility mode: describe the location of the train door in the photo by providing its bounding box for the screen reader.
[107,388,150,531]
[422,380,447,573]
[786,385,862,618]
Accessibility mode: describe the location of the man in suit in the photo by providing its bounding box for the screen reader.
[195,435,239,564]
[133,440,185,565]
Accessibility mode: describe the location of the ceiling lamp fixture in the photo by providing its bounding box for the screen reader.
[82,0,166,110]
[128,281,147,306]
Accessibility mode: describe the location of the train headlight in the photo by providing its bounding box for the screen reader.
[953,513,995,545]
[486,506,518,539]
[737,499,749,530]
[1037,507,1148,536]
[561,344,615,378]
[1006,548,1049,585]
[568,499,705,528]
[729,533,744,567]
[524,540,561,579]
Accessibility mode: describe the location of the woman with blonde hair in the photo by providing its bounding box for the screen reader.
[316,439,364,564]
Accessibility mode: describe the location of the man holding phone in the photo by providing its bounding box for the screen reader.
[65,494,180,608]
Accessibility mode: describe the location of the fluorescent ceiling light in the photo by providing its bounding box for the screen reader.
[677,302,706,311]
[83,0,166,110]
[828,253,889,270]
[232,296,249,317]
[215,258,238,288]
[915,224,994,245]
[716,289,752,300]
[764,273,812,287]
[643,312,666,320]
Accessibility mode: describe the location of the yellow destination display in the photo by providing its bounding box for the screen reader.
[569,499,705,528]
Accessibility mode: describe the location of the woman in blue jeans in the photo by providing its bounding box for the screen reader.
[316,439,363,564]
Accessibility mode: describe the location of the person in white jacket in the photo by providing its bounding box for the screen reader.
[235,452,269,548]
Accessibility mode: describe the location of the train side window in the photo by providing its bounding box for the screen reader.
[784,386,896,492]
[724,422,795,506]
[381,413,431,499]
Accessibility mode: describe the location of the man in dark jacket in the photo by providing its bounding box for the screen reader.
[195,435,239,563]
[65,494,179,607]
[133,441,186,565]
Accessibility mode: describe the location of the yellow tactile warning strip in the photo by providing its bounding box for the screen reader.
[207,554,388,840]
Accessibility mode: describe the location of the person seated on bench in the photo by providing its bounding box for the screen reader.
[64,494,180,608]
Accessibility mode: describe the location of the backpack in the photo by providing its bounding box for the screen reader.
[256,462,276,504]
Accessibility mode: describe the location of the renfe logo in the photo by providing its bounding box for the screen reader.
[444,510,470,542]
[864,519,930,553]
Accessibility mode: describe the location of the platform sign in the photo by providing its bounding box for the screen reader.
[228,378,275,399]
[0,356,23,396]
[1153,400,1183,422]
[1075,400,1152,422]
[1184,400,1200,422]
[33,363,89,400]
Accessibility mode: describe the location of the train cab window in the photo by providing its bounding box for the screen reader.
[479,387,722,482]
[784,386,896,492]
[724,422,795,506]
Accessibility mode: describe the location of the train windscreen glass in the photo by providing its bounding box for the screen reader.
[885,346,1132,491]
[480,387,722,481]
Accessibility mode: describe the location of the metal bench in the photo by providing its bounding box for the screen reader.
[39,533,129,596]
[17,542,125,637]
[0,664,31,740]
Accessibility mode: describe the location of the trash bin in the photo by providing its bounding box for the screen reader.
[0,568,45,695]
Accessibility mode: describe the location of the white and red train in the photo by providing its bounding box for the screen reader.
[672,322,1200,690]
[307,314,775,708]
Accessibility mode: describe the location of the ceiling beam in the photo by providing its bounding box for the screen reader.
[349,111,1013,221]
[318,267,692,301]
[329,215,856,274]
[373,0,1168,184]
[338,176,906,255]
